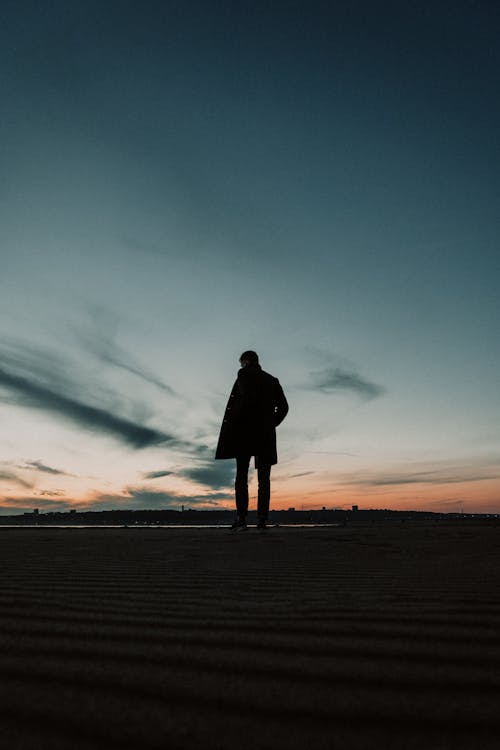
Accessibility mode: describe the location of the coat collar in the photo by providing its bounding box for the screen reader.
[238,364,262,378]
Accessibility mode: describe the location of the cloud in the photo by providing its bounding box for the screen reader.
[0,339,183,449]
[307,450,358,456]
[126,487,227,509]
[75,307,177,396]
[143,469,173,479]
[301,348,385,401]
[101,488,182,509]
[168,442,235,491]
[23,460,71,476]
[83,487,229,511]
[0,471,33,489]
[0,363,175,448]
[180,463,235,490]
[311,367,385,400]
[144,445,234,491]
[190,444,217,459]
[350,468,500,487]
[357,475,436,486]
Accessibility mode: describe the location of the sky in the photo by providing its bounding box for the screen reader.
[1,0,499,514]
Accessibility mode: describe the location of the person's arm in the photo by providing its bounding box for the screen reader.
[273,380,289,426]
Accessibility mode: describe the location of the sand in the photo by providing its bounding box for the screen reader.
[0,523,499,749]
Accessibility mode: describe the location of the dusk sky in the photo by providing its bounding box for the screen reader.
[1,0,499,514]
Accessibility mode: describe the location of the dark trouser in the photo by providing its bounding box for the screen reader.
[235,455,271,521]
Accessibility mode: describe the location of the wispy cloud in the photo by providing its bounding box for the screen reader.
[311,366,385,400]
[307,450,359,456]
[143,469,173,479]
[22,460,71,476]
[356,474,440,486]
[348,466,500,487]
[75,307,177,395]
[0,471,33,489]
[301,347,385,400]
[0,364,173,448]
[0,340,182,449]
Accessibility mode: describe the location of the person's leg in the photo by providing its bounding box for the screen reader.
[235,454,251,522]
[257,461,271,522]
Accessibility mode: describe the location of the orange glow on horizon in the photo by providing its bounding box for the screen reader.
[1,477,499,515]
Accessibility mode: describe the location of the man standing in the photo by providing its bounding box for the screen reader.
[215,351,289,531]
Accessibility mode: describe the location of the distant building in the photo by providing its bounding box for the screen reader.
[288,507,296,512]
[352,505,358,512]
[33,508,39,515]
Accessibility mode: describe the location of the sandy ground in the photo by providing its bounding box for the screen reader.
[0,523,499,750]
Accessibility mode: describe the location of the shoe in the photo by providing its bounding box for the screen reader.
[256,519,267,530]
[230,520,248,532]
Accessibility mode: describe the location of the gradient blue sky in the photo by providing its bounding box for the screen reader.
[1,0,499,513]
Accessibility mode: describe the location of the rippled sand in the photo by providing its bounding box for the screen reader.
[0,524,499,749]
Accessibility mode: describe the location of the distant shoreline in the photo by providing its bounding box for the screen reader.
[1,510,499,529]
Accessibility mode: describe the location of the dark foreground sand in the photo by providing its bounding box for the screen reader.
[1,524,499,750]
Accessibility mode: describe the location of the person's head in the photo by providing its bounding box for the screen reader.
[239,350,259,368]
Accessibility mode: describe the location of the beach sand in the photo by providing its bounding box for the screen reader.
[0,523,499,749]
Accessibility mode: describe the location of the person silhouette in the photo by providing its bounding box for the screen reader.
[215,350,289,531]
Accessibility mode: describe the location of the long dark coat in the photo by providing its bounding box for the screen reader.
[215,364,288,465]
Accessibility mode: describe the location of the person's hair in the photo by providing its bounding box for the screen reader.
[239,350,259,365]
